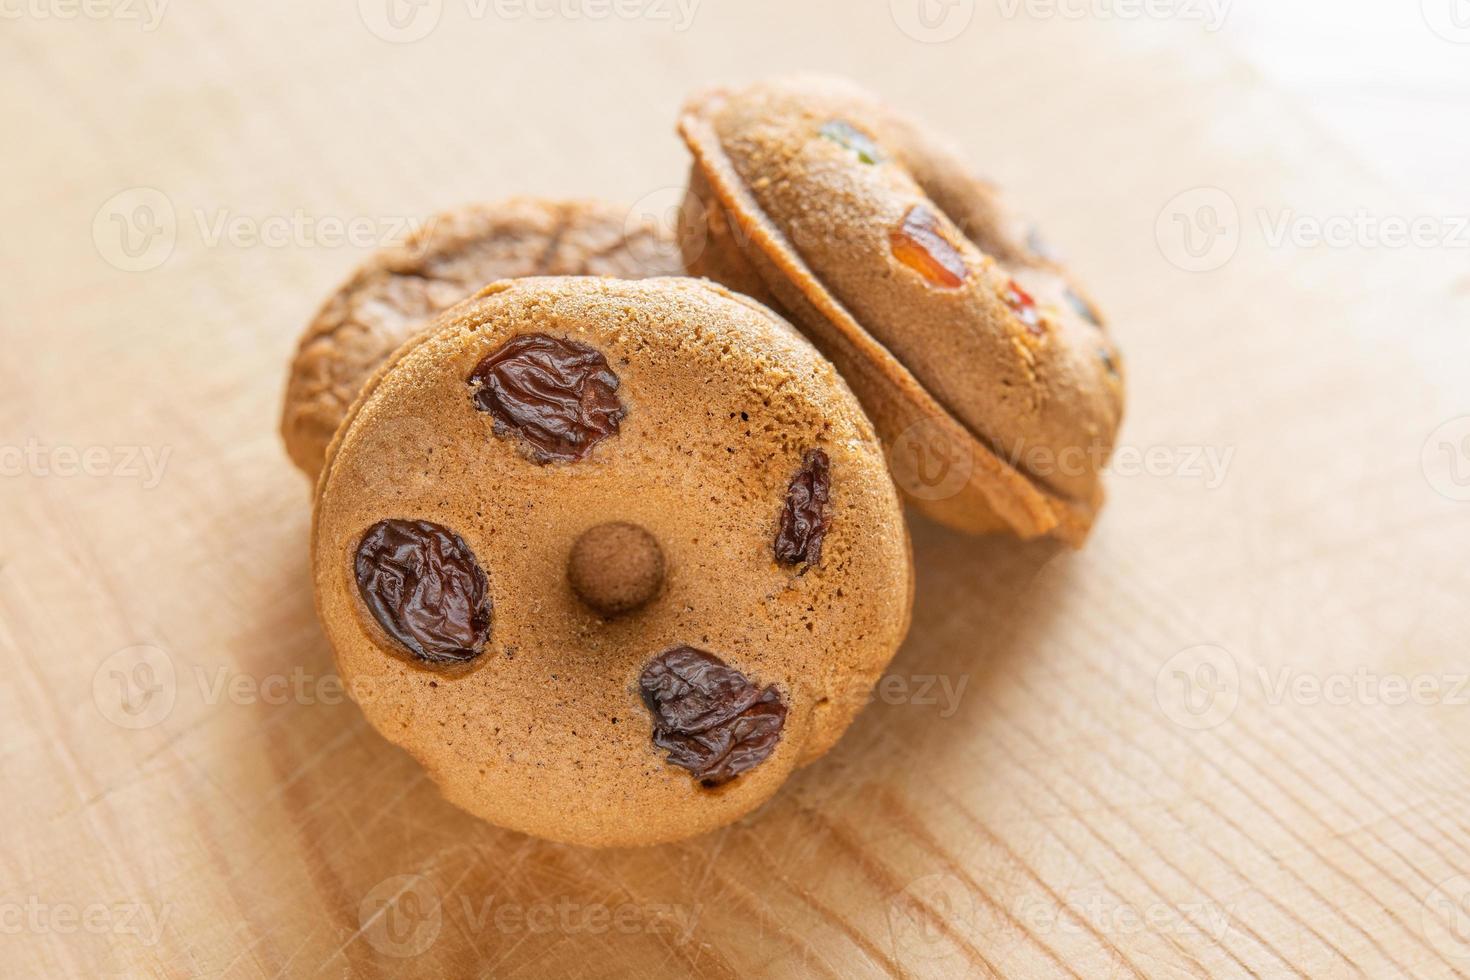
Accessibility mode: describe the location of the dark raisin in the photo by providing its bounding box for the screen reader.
[890,205,968,288]
[639,646,787,787]
[354,519,491,664]
[1099,346,1121,378]
[467,333,626,463]
[1065,287,1102,327]
[819,120,884,165]
[774,449,831,567]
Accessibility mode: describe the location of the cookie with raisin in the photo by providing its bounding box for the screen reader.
[282,198,682,481]
[311,276,913,847]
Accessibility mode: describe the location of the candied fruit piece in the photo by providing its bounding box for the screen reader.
[890,205,967,289]
[1003,279,1043,336]
[819,120,884,165]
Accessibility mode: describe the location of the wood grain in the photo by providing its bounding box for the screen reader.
[3,1,1469,976]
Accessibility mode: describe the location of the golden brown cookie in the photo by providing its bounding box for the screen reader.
[312,276,914,847]
[281,198,682,481]
[678,74,1125,544]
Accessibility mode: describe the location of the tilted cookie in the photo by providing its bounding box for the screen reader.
[312,276,914,847]
[281,198,681,481]
[678,74,1125,544]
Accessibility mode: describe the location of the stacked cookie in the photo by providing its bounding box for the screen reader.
[282,74,1123,847]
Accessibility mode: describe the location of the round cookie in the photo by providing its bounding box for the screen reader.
[312,276,914,848]
[282,198,682,481]
[677,74,1125,544]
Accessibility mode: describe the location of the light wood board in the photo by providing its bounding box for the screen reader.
[4,0,1470,976]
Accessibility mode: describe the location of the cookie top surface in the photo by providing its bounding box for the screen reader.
[311,276,913,847]
[679,74,1124,506]
[282,198,682,480]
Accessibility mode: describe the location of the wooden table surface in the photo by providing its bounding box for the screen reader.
[5,1,1470,976]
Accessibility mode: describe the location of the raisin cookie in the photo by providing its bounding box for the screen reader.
[282,198,682,481]
[678,74,1125,544]
[312,276,913,847]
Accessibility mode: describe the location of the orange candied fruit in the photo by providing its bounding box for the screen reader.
[890,205,967,289]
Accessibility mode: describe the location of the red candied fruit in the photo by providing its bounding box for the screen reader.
[1003,279,1043,336]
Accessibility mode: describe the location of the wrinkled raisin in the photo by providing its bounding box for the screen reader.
[467,333,626,463]
[890,205,967,288]
[1064,287,1102,326]
[355,519,492,664]
[1099,346,1121,378]
[1003,278,1043,336]
[639,647,787,787]
[774,449,831,567]
[819,120,884,165]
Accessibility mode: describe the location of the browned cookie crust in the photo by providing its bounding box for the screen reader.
[678,74,1125,544]
[312,276,913,847]
[282,198,682,481]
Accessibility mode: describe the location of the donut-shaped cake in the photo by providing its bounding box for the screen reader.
[282,198,681,481]
[312,276,914,847]
[678,74,1125,544]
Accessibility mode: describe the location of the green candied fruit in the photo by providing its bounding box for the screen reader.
[819,120,884,165]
